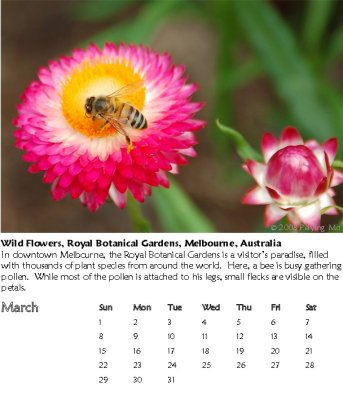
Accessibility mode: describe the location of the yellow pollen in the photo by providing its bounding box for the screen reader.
[61,59,145,138]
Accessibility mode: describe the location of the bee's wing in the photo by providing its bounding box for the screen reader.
[100,115,130,137]
[107,117,132,147]
[107,80,145,99]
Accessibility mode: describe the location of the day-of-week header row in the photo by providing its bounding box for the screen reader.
[99,303,318,312]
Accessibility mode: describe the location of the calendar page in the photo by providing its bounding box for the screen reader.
[0,233,342,400]
[3,0,343,399]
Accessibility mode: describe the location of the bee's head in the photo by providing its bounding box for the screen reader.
[94,97,109,113]
[85,97,95,115]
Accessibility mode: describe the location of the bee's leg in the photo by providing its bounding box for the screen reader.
[125,135,133,153]
[99,120,109,130]
[118,118,133,152]
[96,114,110,131]
[99,115,133,152]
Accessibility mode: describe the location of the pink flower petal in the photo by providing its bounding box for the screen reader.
[305,139,320,152]
[312,149,328,176]
[331,169,343,187]
[242,160,266,187]
[261,132,278,162]
[295,202,321,231]
[279,126,303,148]
[287,211,301,228]
[14,43,204,211]
[265,145,324,198]
[322,138,338,165]
[314,177,328,196]
[108,184,127,209]
[242,126,342,230]
[80,190,108,212]
[327,188,335,197]
[264,204,287,226]
[70,178,83,199]
[241,186,271,205]
[324,208,339,216]
[265,187,281,200]
[319,193,339,215]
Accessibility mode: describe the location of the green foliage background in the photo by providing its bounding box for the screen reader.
[4,0,341,233]
[67,0,343,232]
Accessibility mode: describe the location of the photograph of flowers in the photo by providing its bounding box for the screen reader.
[2,0,343,233]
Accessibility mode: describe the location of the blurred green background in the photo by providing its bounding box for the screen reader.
[2,0,343,232]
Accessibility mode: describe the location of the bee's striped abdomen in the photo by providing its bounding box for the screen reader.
[116,102,147,130]
[128,107,147,130]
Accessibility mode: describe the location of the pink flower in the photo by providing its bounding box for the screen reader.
[242,127,343,231]
[14,43,204,211]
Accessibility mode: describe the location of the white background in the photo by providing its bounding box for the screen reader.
[0,233,342,400]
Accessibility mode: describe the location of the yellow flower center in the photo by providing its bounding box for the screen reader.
[61,59,145,138]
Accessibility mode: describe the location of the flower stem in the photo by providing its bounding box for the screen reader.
[216,119,262,161]
[127,195,152,232]
[321,205,343,214]
[334,205,343,213]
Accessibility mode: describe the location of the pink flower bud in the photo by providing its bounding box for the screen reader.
[265,145,324,199]
[242,127,343,231]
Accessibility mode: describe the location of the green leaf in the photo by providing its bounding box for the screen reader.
[318,84,343,154]
[81,0,181,46]
[234,0,335,140]
[209,0,237,158]
[69,0,130,22]
[225,59,264,91]
[333,159,343,169]
[326,24,343,63]
[302,0,335,54]
[216,120,262,161]
[152,179,215,233]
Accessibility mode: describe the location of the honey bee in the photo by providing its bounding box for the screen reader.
[84,80,147,150]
